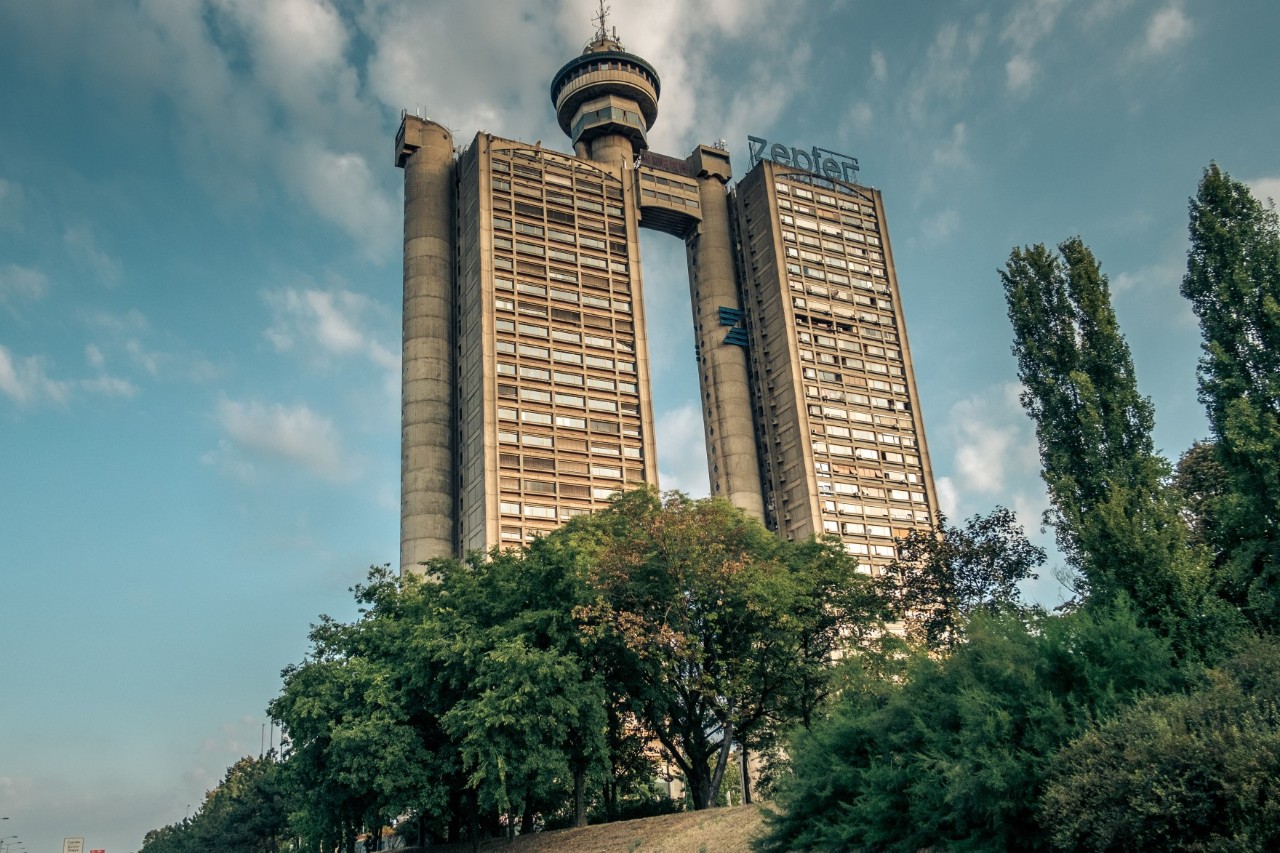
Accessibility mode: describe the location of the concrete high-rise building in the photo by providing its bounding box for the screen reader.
[396,22,937,573]
[726,158,938,575]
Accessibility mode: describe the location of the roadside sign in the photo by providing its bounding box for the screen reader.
[62,839,84,853]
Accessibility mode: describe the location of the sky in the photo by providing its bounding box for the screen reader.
[0,0,1277,850]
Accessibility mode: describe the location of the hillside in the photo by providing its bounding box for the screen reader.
[418,803,768,853]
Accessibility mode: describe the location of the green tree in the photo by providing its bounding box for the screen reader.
[1182,164,1280,631]
[776,535,891,733]
[270,570,453,851]
[137,755,290,853]
[1043,639,1280,852]
[1001,238,1213,652]
[757,605,1182,853]
[886,507,1045,649]
[425,540,612,832]
[573,489,880,810]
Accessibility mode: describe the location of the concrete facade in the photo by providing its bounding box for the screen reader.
[396,28,937,573]
[731,160,939,574]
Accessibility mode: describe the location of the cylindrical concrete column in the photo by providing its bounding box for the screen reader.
[588,133,635,170]
[687,159,766,520]
[398,117,456,571]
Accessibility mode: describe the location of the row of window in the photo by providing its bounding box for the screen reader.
[803,384,911,413]
[801,352,903,380]
[492,151,618,194]
[810,440,919,468]
[806,403,913,432]
[775,180,874,212]
[493,277,633,315]
[809,421,916,448]
[801,366,907,395]
[497,405,642,445]
[495,451,641,484]
[791,309,900,347]
[821,498,928,523]
[816,479,927,504]
[797,331,900,361]
[495,383,638,415]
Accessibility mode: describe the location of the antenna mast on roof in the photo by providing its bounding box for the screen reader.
[592,0,611,42]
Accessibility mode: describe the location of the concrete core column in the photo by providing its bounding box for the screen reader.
[397,117,456,571]
[686,147,765,520]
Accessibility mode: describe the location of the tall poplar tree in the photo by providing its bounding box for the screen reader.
[1182,164,1280,632]
[1001,238,1209,649]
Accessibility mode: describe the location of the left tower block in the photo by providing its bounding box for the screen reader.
[397,115,457,572]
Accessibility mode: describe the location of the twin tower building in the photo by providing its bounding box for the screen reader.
[396,27,938,574]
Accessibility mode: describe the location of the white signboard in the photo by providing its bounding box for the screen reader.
[63,839,85,853]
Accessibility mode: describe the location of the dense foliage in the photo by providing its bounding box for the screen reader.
[1182,164,1280,632]
[759,606,1181,852]
[1001,237,1216,654]
[138,756,288,853]
[1043,639,1280,851]
[885,507,1044,649]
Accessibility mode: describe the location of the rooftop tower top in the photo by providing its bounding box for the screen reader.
[549,4,660,163]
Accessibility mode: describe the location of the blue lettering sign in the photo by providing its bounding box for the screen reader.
[747,135,860,184]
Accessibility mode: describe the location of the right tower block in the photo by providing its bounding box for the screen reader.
[727,157,939,575]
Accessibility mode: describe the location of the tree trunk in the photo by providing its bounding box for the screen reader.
[574,766,588,827]
[741,745,752,805]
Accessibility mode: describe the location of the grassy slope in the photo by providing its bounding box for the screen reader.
[418,803,768,852]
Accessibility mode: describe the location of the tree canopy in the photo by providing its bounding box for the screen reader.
[1182,164,1280,631]
[1001,237,1217,655]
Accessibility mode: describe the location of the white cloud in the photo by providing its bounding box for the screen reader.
[1111,246,1198,327]
[1248,176,1280,207]
[210,397,358,482]
[85,344,106,370]
[655,402,710,498]
[939,381,1041,499]
[212,0,351,110]
[82,308,150,334]
[927,121,972,181]
[0,345,136,406]
[281,146,399,259]
[1005,54,1036,92]
[0,177,26,229]
[1140,4,1192,56]
[904,19,988,127]
[0,263,48,308]
[81,374,140,398]
[126,338,165,377]
[0,346,69,405]
[264,286,399,397]
[934,382,1061,600]
[1001,0,1069,93]
[935,475,959,519]
[870,49,888,83]
[64,225,122,285]
[920,209,960,244]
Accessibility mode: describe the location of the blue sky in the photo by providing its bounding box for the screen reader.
[1,1,1277,850]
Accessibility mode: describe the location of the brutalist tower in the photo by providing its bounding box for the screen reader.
[396,24,938,575]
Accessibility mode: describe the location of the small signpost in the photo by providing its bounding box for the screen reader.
[62,839,84,853]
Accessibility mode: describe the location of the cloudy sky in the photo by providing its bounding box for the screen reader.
[1,0,1277,849]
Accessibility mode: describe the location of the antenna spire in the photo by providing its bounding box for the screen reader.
[592,0,611,42]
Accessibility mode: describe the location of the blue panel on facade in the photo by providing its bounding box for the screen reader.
[718,306,743,326]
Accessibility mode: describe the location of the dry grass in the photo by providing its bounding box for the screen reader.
[418,803,768,853]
